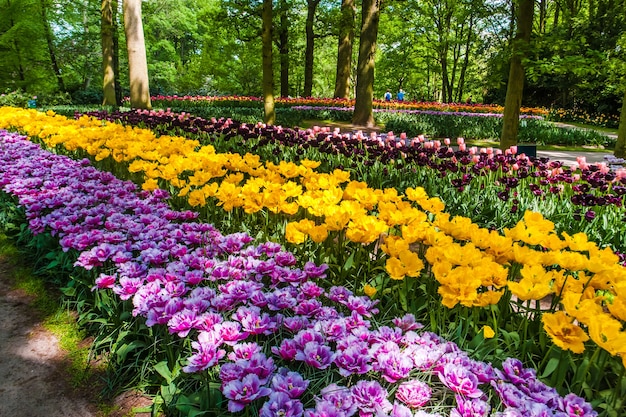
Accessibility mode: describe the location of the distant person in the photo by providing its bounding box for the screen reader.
[384,90,392,101]
[466,96,473,104]
[397,89,405,101]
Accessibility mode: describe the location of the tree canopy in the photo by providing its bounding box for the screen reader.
[0,0,624,119]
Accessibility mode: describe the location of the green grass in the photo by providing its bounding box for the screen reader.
[564,122,618,135]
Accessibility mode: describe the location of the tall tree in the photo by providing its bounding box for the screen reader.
[123,0,151,109]
[615,84,626,158]
[101,0,117,105]
[262,0,275,124]
[303,0,321,97]
[353,0,381,127]
[333,0,355,99]
[277,0,290,97]
[39,0,65,91]
[499,0,534,149]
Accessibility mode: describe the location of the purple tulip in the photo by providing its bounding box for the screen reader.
[295,342,334,369]
[562,393,598,417]
[392,314,424,332]
[260,392,304,417]
[351,380,393,416]
[438,363,483,398]
[271,367,309,398]
[395,380,432,408]
[222,373,272,412]
[227,341,263,361]
[319,383,357,416]
[450,395,490,417]
[334,344,372,377]
[183,331,226,373]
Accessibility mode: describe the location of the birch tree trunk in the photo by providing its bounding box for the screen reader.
[123,0,151,109]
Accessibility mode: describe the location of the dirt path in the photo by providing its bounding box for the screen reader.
[0,254,153,417]
[0,257,99,416]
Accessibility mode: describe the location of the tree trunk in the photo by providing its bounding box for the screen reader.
[101,0,117,105]
[262,0,275,124]
[333,0,355,99]
[456,17,474,102]
[303,0,320,97]
[113,0,122,104]
[278,0,289,97]
[39,0,65,91]
[614,85,626,158]
[5,0,26,84]
[352,0,381,127]
[499,0,534,150]
[123,0,151,109]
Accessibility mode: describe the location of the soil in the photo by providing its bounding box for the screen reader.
[0,255,153,417]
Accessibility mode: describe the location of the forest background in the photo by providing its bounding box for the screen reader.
[1,0,625,121]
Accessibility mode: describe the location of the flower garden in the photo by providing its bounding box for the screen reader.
[0,104,624,416]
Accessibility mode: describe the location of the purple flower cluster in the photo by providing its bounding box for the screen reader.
[0,129,598,416]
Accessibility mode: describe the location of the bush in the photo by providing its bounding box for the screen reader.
[0,90,32,108]
[71,88,104,105]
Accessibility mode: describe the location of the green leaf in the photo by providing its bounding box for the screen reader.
[160,382,178,404]
[342,251,355,271]
[154,361,174,384]
[115,340,145,363]
[540,357,561,379]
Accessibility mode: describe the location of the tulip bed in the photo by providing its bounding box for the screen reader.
[1,106,625,416]
[144,95,549,117]
[79,108,626,252]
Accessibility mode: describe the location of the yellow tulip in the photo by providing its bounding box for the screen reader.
[542,311,589,354]
[285,222,307,244]
[363,284,377,297]
[482,325,495,339]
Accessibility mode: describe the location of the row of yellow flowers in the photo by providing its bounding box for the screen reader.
[0,106,623,366]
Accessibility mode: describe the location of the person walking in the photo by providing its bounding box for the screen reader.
[397,89,405,101]
[384,90,392,101]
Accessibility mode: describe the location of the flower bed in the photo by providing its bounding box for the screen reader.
[75,108,626,253]
[0,129,598,416]
[2,107,626,415]
[143,95,549,117]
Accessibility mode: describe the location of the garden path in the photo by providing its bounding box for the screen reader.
[0,255,151,417]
